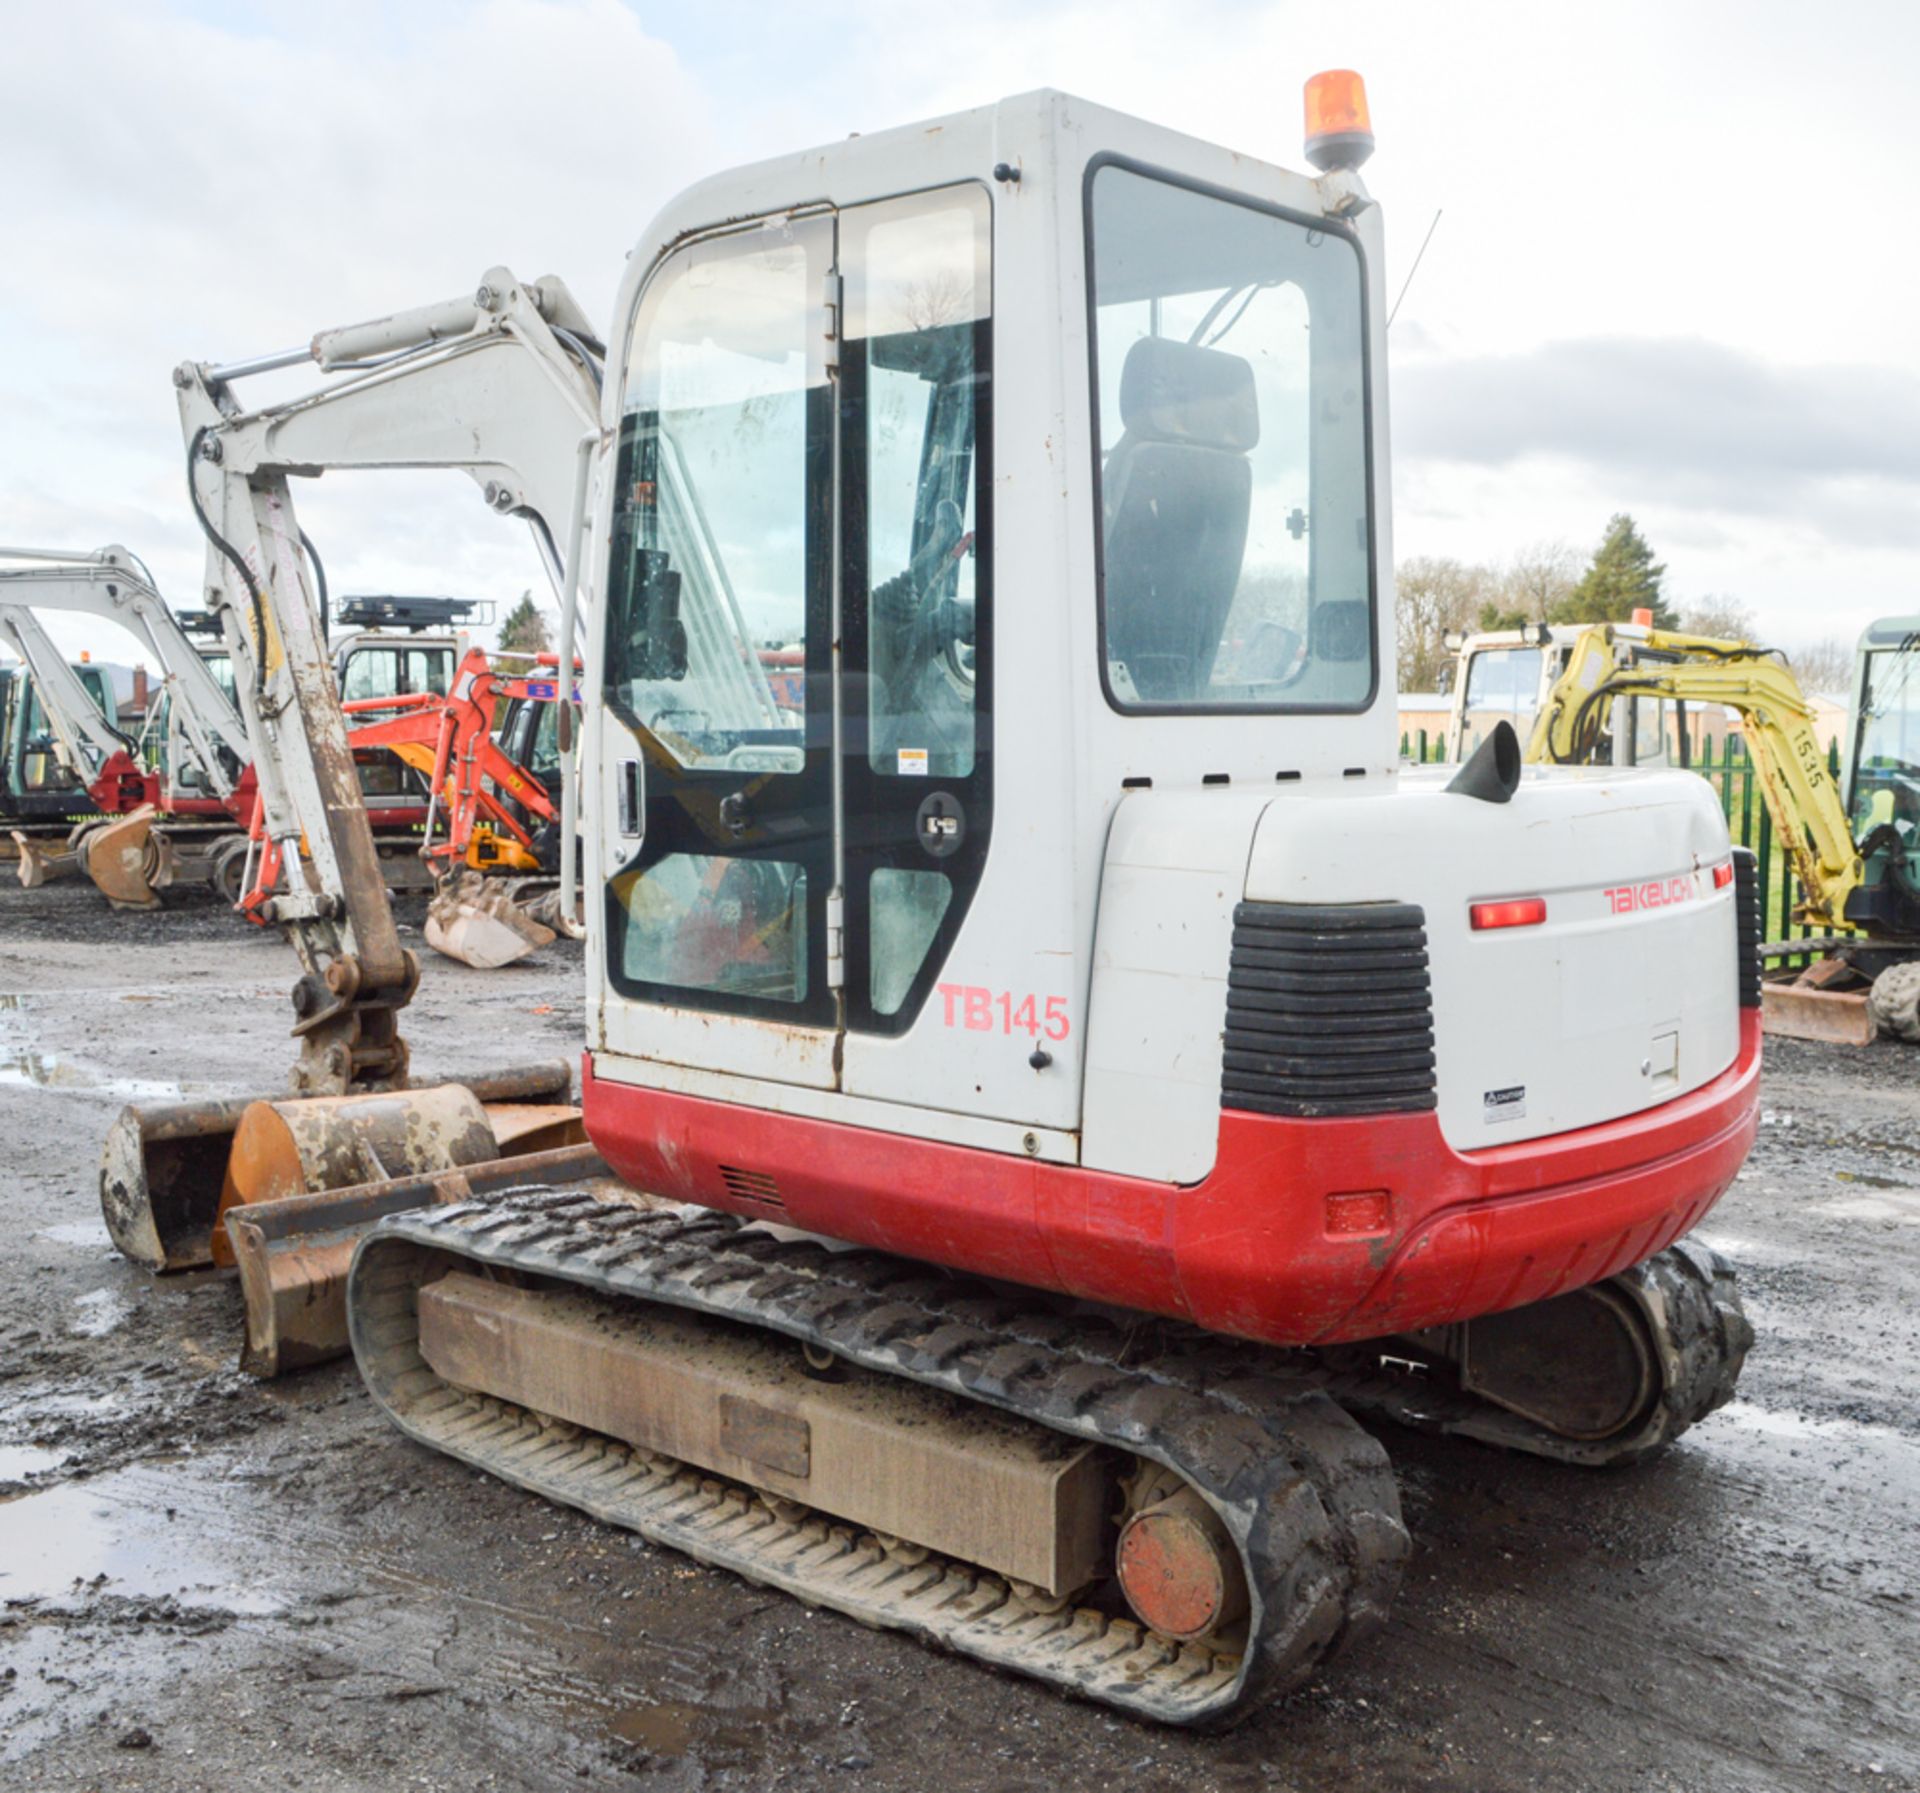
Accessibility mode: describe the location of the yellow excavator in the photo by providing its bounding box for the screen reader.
[1527,618,1920,1040]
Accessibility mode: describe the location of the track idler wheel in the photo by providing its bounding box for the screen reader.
[1117,1467,1251,1647]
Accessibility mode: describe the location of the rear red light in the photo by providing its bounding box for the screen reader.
[1325,1190,1393,1237]
[1470,896,1547,931]
[1712,861,1734,889]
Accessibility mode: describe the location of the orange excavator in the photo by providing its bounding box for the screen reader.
[231,644,574,967]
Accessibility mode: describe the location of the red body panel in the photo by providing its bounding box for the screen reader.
[582,1010,1761,1348]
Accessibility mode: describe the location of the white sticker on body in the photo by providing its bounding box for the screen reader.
[1483,1085,1526,1123]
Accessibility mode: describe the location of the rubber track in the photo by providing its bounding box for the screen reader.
[348,1191,1409,1728]
[1328,1240,1754,1468]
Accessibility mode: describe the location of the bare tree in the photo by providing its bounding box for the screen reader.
[1396,556,1498,691]
[1679,595,1758,642]
[1498,540,1579,624]
[1783,636,1855,695]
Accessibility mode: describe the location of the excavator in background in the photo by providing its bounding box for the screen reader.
[0,545,256,903]
[1526,618,1920,1041]
[0,618,137,839]
[1444,618,1681,768]
[0,551,546,918]
[101,80,1763,1725]
[93,262,602,1305]
[326,643,571,966]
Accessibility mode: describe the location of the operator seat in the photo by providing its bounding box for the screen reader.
[1102,336,1258,702]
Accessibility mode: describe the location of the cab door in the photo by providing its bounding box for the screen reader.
[598,190,993,1090]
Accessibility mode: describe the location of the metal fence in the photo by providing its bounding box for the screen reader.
[1399,728,1844,966]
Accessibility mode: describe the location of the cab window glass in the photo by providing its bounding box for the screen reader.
[1088,165,1373,711]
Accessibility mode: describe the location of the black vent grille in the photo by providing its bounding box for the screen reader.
[719,1166,786,1210]
[1222,901,1438,1118]
[1731,847,1763,1009]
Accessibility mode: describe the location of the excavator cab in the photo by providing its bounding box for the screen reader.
[0,659,118,817]
[1845,617,1920,941]
[581,90,1752,1277]
[1848,618,1920,844]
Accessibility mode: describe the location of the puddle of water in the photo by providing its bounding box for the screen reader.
[1714,1400,1909,1447]
[69,1288,134,1339]
[4,1390,120,1425]
[0,1047,207,1102]
[0,1443,71,1483]
[0,1049,69,1089]
[610,1702,699,1755]
[39,1218,112,1250]
[1818,1193,1920,1225]
[0,1471,284,1613]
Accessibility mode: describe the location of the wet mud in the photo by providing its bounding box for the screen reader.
[1,883,1916,1790]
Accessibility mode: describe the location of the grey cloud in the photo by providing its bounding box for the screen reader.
[1392,337,1920,544]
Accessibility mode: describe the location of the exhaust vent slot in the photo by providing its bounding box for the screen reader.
[719,1166,787,1210]
[1222,901,1437,1118]
[1731,847,1762,1009]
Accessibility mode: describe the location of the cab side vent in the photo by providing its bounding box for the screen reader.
[719,1166,787,1211]
[1222,901,1438,1118]
[1731,847,1763,1009]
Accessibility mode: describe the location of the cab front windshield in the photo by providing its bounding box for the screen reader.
[1851,638,1920,845]
[1088,164,1373,711]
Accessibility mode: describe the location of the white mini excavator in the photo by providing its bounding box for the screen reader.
[110,78,1763,1726]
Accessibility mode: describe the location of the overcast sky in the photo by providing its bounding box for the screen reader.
[4,0,1916,671]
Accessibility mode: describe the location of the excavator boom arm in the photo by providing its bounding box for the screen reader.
[1530,624,1863,928]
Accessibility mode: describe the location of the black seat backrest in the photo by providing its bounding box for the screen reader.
[1102,336,1259,702]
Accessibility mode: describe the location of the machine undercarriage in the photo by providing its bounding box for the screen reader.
[349,1191,1749,1725]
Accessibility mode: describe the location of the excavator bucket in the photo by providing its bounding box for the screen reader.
[11,829,77,888]
[425,869,556,969]
[80,804,178,909]
[99,1059,575,1271]
[225,1140,607,1377]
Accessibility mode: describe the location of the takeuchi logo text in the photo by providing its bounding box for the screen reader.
[1605,876,1695,915]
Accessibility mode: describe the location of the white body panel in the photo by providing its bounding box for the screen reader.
[1245,764,1739,1149]
[1079,789,1272,1182]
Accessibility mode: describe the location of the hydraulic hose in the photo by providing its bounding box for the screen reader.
[185,424,271,704]
[300,530,329,642]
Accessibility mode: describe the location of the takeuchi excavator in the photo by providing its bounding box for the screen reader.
[104,78,1762,1726]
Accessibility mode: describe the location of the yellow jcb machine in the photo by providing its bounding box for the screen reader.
[1528,618,1920,1040]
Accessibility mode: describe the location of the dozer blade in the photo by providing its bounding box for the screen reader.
[425,871,556,969]
[225,1141,609,1378]
[1762,981,1876,1045]
[100,1058,574,1271]
[81,805,176,910]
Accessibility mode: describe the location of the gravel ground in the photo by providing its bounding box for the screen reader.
[0,882,1916,1792]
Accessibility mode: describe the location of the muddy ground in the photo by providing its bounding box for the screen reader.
[0,881,1916,1793]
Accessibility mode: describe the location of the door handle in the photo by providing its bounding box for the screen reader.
[616,758,641,836]
[718,790,751,839]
